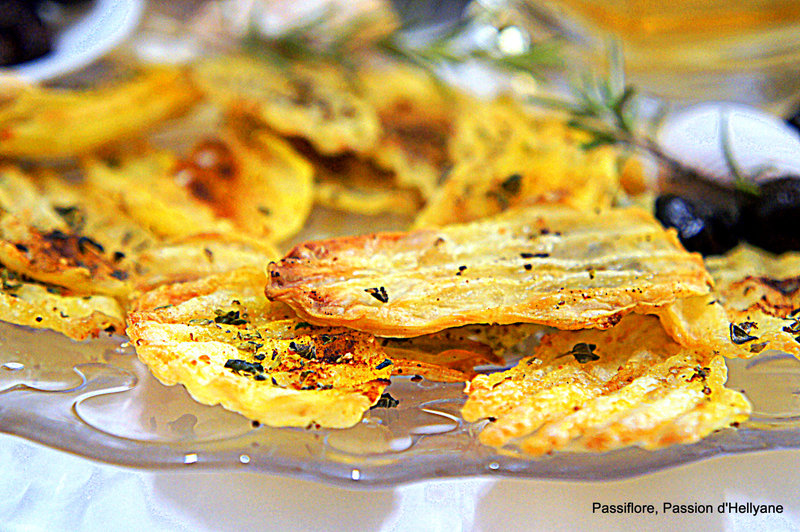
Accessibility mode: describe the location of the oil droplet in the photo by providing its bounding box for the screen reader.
[351,469,361,481]
[239,454,250,464]
[184,453,198,465]
[488,462,499,470]
[2,362,24,371]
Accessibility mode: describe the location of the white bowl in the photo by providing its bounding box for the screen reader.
[2,0,144,82]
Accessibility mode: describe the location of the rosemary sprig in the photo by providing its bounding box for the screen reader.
[242,9,563,77]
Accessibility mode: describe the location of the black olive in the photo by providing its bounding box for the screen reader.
[0,0,51,67]
[654,194,741,256]
[742,176,800,253]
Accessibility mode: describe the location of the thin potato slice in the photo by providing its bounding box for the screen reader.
[704,244,800,357]
[82,131,313,242]
[290,139,422,216]
[82,149,235,239]
[127,268,392,428]
[0,68,198,159]
[192,55,380,155]
[462,314,750,454]
[358,63,455,199]
[414,97,620,227]
[0,266,125,340]
[266,206,712,337]
[132,233,279,291]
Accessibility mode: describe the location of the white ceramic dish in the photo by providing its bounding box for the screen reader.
[3,0,144,82]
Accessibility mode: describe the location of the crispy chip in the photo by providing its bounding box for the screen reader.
[288,137,422,216]
[414,97,621,227]
[132,233,278,291]
[82,149,235,239]
[463,314,750,454]
[0,68,198,159]
[192,55,380,155]
[0,266,125,340]
[82,131,313,242]
[704,245,800,357]
[357,62,456,199]
[267,206,711,337]
[127,268,392,428]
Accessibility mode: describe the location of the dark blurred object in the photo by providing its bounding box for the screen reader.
[655,194,741,256]
[390,0,470,25]
[787,106,800,134]
[0,0,52,66]
[742,176,800,253]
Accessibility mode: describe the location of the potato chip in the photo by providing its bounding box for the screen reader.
[82,129,313,242]
[0,68,198,159]
[357,62,456,199]
[0,266,125,340]
[414,97,621,227]
[704,244,800,357]
[287,137,421,216]
[192,55,380,155]
[462,314,750,454]
[132,233,278,291]
[127,268,392,428]
[266,205,711,337]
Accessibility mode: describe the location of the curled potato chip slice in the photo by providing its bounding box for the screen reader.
[463,314,750,454]
[127,268,392,428]
[267,206,711,337]
[0,266,125,340]
[414,97,621,228]
[192,55,380,155]
[704,244,800,357]
[0,68,198,159]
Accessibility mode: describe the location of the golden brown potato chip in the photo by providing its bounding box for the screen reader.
[462,314,750,454]
[131,233,278,291]
[357,62,456,199]
[0,168,134,297]
[0,68,198,159]
[0,215,130,297]
[192,55,380,155]
[127,268,392,428]
[0,266,125,340]
[82,149,235,239]
[267,206,711,337]
[704,245,800,357]
[82,130,314,242]
[288,138,422,216]
[414,97,620,227]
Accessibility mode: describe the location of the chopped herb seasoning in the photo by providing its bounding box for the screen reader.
[370,392,400,410]
[294,322,313,330]
[77,236,104,254]
[14,243,28,253]
[782,320,800,334]
[254,374,267,381]
[112,251,126,262]
[257,205,272,216]
[214,310,247,325]
[749,342,768,354]
[500,173,522,195]
[289,341,316,360]
[568,342,599,363]
[254,354,266,361]
[375,359,392,370]
[688,366,709,383]
[520,252,549,258]
[730,322,758,344]
[456,265,467,276]
[224,359,263,374]
[110,270,129,281]
[523,264,532,271]
[318,334,335,345]
[153,304,173,311]
[365,286,389,303]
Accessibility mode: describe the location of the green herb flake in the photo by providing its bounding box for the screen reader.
[370,392,400,410]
